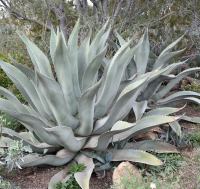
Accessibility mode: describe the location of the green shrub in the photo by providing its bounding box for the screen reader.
[54,162,86,189]
[184,132,200,147]
[0,51,27,103]
[0,110,24,132]
[181,80,200,93]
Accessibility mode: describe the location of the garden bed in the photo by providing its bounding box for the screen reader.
[1,103,200,189]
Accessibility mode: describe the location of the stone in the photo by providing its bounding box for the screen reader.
[113,161,142,189]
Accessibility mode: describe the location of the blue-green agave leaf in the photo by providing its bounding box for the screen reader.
[150,97,200,108]
[181,115,200,123]
[153,49,186,70]
[93,74,149,135]
[81,151,106,164]
[36,71,79,129]
[54,33,77,116]
[152,67,200,101]
[94,162,112,171]
[94,37,136,119]
[84,121,137,151]
[82,44,107,92]
[78,35,90,87]
[132,100,148,121]
[50,25,59,61]
[0,101,58,145]
[111,149,163,165]
[137,74,176,102]
[134,29,149,76]
[74,153,95,189]
[75,80,102,136]
[143,106,184,117]
[107,45,141,109]
[124,140,178,153]
[88,20,108,63]
[159,35,184,57]
[169,120,181,136]
[96,27,111,54]
[20,149,76,167]
[113,115,180,142]
[0,60,51,120]
[68,19,81,100]
[1,128,61,154]
[45,126,87,152]
[9,55,56,121]
[17,32,54,79]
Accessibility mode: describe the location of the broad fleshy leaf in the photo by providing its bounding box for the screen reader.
[20,149,76,167]
[45,126,87,152]
[112,149,163,165]
[123,140,179,153]
[74,153,95,189]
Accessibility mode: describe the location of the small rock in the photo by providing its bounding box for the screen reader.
[147,132,158,140]
[113,161,142,189]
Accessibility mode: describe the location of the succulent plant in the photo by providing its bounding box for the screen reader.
[0,19,194,189]
[108,32,200,135]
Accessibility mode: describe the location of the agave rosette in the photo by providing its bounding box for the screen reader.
[0,20,188,189]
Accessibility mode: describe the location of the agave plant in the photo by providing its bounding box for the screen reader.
[0,19,190,189]
[108,32,200,135]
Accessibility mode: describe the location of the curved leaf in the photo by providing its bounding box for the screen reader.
[9,55,56,121]
[45,126,87,152]
[107,45,141,109]
[93,74,149,135]
[137,74,176,102]
[17,32,54,79]
[153,49,185,70]
[96,27,111,54]
[149,97,200,108]
[0,87,30,114]
[0,60,51,120]
[81,151,106,164]
[84,121,136,151]
[36,71,79,129]
[169,120,181,136]
[20,149,77,167]
[68,19,81,100]
[134,29,149,76]
[112,149,163,165]
[94,36,135,118]
[50,26,59,61]
[159,35,184,57]
[94,162,112,171]
[1,128,61,154]
[88,21,108,63]
[74,153,95,189]
[75,80,101,136]
[48,163,73,189]
[143,106,184,117]
[181,115,200,123]
[152,67,200,101]
[124,140,179,153]
[82,44,107,92]
[113,115,180,142]
[54,33,77,115]
[78,35,90,87]
[156,91,200,104]
[132,100,147,121]
[0,101,59,145]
